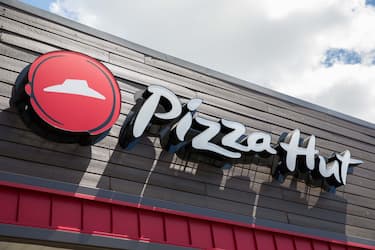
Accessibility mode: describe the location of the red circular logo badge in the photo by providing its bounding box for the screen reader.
[13,51,121,143]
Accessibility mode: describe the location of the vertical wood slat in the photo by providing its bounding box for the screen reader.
[162,214,167,242]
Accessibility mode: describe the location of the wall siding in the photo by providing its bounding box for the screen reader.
[0,2,374,245]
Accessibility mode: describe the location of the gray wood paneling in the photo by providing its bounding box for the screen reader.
[144,56,375,137]
[1,58,374,166]
[1,15,374,150]
[0,64,375,217]
[0,3,375,242]
[0,16,108,60]
[1,6,145,63]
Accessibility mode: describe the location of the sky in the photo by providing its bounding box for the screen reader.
[22,0,375,124]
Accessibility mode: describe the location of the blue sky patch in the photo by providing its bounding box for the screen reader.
[21,0,52,11]
[366,0,375,7]
[322,48,362,67]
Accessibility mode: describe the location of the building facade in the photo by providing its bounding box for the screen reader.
[0,0,374,249]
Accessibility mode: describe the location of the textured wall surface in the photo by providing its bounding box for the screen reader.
[0,1,374,244]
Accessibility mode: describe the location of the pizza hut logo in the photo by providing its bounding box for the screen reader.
[10,51,362,190]
[11,51,121,144]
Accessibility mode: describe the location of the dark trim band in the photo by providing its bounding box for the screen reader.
[0,224,196,250]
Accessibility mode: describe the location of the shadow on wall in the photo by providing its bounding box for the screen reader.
[100,138,259,215]
[97,120,348,236]
[97,98,159,198]
[0,107,92,185]
[1,84,348,236]
[98,137,157,200]
[255,177,348,235]
[215,152,347,234]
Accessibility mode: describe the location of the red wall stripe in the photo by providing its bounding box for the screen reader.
[18,191,51,227]
[165,215,190,246]
[312,241,330,250]
[112,206,139,239]
[212,223,236,250]
[51,196,81,231]
[254,230,276,250]
[274,234,295,250]
[139,210,165,242]
[294,238,313,250]
[83,201,111,233]
[233,227,257,250]
[0,187,18,223]
[189,219,214,248]
[0,182,372,250]
[330,244,348,250]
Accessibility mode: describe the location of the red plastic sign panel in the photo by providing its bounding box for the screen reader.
[12,51,121,144]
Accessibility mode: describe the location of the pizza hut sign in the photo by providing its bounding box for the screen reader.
[11,51,362,192]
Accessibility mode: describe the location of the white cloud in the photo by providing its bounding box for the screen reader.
[49,0,375,123]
